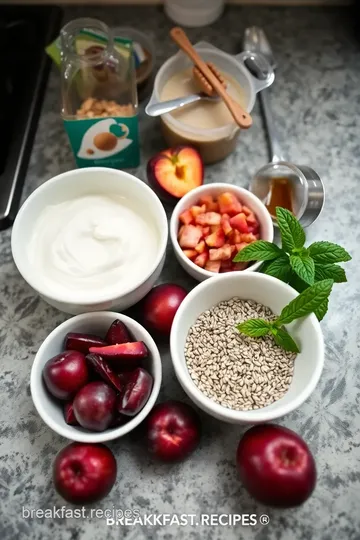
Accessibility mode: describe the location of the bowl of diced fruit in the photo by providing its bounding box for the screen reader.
[31,312,162,443]
[170,183,273,281]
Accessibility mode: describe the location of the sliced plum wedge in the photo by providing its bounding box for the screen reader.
[105,320,132,345]
[118,368,153,417]
[65,332,107,354]
[89,342,149,372]
[86,353,123,393]
[63,401,79,426]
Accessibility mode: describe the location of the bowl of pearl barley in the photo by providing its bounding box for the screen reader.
[170,272,324,424]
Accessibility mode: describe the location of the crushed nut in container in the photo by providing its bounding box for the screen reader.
[76,98,134,119]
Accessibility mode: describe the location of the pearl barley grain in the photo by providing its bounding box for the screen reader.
[184,298,296,411]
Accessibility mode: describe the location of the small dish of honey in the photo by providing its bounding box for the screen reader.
[249,161,324,228]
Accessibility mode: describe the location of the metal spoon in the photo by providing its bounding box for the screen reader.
[244,27,284,162]
[145,92,220,117]
[243,27,324,227]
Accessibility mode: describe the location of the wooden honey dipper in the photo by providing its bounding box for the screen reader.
[170,27,252,129]
[193,62,226,96]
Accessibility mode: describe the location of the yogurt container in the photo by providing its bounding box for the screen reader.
[11,168,168,314]
[147,44,274,164]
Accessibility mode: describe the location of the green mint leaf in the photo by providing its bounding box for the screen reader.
[289,274,310,293]
[314,297,329,321]
[262,257,293,283]
[277,279,334,325]
[308,242,352,264]
[276,207,306,252]
[236,319,271,337]
[270,326,300,353]
[290,254,315,285]
[315,263,347,284]
[233,241,284,262]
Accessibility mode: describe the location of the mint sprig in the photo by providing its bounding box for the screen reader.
[232,207,351,320]
[289,254,315,285]
[270,327,300,353]
[261,257,292,282]
[276,206,306,251]
[233,241,283,262]
[276,279,333,325]
[236,279,333,352]
[236,319,271,337]
[308,241,351,264]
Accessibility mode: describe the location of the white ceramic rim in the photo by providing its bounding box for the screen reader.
[170,273,324,423]
[30,312,162,443]
[153,44,257,139]
[169,183,274,279]
[11,168,169,305]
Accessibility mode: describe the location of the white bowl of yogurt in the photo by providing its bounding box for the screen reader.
[11,168,168,314]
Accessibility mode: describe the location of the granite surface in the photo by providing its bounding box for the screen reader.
[1,5,360,540]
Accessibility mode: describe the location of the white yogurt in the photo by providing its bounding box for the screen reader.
[28,194,159,297]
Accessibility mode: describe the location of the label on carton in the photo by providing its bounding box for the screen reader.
[64,116,140,169]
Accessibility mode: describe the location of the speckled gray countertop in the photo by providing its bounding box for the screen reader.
[1,5,359,540]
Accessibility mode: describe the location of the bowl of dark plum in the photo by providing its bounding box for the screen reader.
[31,311,162,442]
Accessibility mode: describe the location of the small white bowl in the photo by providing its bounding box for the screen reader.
[170,183,273,282]
[11,167,168,314]
[31,311,162,443]
[170,272,324,424]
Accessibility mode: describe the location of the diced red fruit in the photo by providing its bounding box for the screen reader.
[118,368,153,417]
[221,214,233,236]
[205,260,221,273]
[248,224,260,235]
[179,225,203,248]
[64,401,79,426]
[240,233,258,243]
[218,192,242,216]
[205,228,225,248]
[235,242,249,252]
[183,249,198,260]
[195,212,221,226]
[179,209,194,225]
[245,211,258,226]
[190,204,206,218]
[233,262,249,271]
[86,354,123,392]
[242,205,252,216]
[194,252,208,268]
[230,229,242,244]
[220,260,233,272]
[229,213,249,233]
[65,333,107,354]
[178,192,261,273]
[209,244,233,261]
[195,240,206,254]
[199,194,219,212]
[105,319,132,345]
